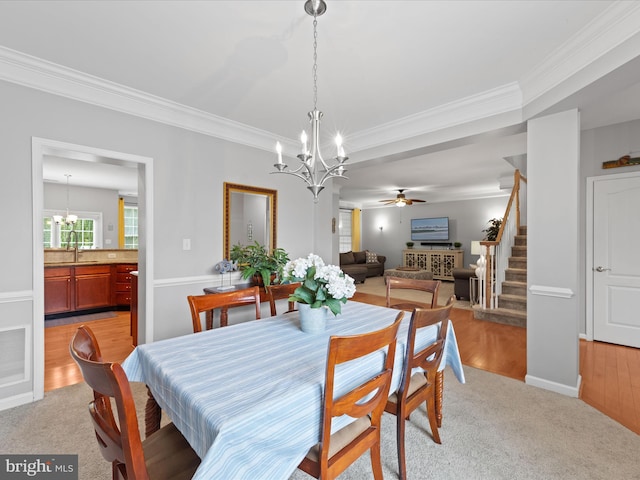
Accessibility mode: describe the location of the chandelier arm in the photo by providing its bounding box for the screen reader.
[318,165,348,185]
[271,169,314,187]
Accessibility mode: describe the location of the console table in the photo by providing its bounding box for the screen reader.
[402,249,463,281]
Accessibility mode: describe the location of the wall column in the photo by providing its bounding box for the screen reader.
[526,109,581,396]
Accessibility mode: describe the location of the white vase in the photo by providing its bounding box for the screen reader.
[298,303,328,334]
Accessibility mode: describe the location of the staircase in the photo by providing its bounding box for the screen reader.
[474,225,527,328]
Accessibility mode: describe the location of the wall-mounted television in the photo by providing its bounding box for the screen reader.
[411,217,449,241]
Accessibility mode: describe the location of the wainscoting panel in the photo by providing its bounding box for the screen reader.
[0,292,35,411]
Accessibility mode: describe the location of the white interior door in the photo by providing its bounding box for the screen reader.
[592,174,640,347]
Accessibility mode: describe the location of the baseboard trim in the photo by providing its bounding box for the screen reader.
[0,392,34,412]
[525,374,581,398]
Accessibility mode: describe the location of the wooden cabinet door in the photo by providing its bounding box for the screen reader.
[44,268,73,314]
[74,265,112,310]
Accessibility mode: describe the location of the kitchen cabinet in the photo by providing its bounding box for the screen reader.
[114,264,137,307]
[74,265,112,310]
[44,263,137,317]
[44,267,73,315]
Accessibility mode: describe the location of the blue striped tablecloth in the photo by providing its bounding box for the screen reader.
[122,300,465,479]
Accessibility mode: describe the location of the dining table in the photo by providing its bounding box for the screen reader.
[122,300,465,480]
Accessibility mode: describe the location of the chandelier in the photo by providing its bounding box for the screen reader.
[52,174,78,226]
[271,0,348,201]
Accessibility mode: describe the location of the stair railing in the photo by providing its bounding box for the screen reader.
[478,170,527,309]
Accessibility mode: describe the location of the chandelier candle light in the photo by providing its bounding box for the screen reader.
[271,0,348,201]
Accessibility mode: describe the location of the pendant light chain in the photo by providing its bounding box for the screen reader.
[312,15,318,111]
[271,0,348,202]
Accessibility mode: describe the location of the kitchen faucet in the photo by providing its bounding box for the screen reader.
[66,229,80,262]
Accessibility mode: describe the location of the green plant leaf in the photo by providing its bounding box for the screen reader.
[325,297,342,315]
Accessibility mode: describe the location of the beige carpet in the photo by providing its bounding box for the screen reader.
[357,276,472,310]
[2,367,639,480]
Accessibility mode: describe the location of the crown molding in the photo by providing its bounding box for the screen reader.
[347,83,523,153]
[520,1,640,107]
[0,45,523,156]
[0,45,281,152]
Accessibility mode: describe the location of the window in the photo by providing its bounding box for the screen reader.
[123,205,138,249]
[43,210,102,249]
[339,209,352,253]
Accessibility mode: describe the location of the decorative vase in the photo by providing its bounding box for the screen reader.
[298,303,328,334]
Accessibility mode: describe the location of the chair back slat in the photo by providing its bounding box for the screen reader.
[188,286,261,332]
[404,304,451,386]
[264,282,301,316]
[386,276,441,310]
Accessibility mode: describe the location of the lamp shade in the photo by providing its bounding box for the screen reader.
[471,241,482,255]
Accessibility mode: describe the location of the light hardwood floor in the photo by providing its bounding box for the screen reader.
[44,311,134,392]
[44,297,639,435]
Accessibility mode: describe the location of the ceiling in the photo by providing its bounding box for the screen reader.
[2,1,639,207]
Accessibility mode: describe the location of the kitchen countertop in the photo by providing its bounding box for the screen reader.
[45,261,138,267]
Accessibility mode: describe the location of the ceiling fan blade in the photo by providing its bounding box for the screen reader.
[409,198,426,203]
[379,199,396,204]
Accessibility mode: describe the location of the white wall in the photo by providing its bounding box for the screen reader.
[44,183,119,247]
[360,196,509,269]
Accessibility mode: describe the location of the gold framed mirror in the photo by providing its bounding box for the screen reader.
[224,182,277,260]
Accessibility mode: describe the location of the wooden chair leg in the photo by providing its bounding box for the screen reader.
[144,386,161,437]
[426,387,441,444]
[397,412,407,480]
[370,441,384,480]
[435,370,444,428]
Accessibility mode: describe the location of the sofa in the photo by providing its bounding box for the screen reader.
[452,267,477,301]
[339,250,386,283]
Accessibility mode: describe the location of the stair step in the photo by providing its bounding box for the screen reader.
[514,235,527,246]
[502,281,527,296]
[473,306,527,328]
[509,257,527,269]
[519,225,527,235]
[505,268,527,282]
[512,245,527,258]
[498,293,526,311]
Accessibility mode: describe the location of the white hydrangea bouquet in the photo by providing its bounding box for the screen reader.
[282,253,356,316]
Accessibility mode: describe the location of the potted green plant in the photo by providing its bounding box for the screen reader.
[483,218,503,241]
[406,241,415,249]
[454,241,462,248]
[282,253,356,320]
[229,242,289,286]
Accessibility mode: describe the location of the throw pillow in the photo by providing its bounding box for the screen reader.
[340,252,355,265]
[353,251,367,264]
[366,251,378,263]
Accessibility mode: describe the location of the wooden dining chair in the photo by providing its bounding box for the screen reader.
[187,286,261,332]
[70,325,200,480]
[386,276,441,311]
[264,282,301,316]
[298,311,404,480]
[384,302,454,480]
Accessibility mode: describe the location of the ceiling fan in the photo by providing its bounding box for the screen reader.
[379,189,426,207]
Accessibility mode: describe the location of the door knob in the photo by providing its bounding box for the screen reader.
[593,266,611,272]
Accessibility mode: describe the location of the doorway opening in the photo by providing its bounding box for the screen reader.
[32,138,154,400]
